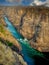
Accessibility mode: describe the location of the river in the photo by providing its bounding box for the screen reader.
[4,16,35,65]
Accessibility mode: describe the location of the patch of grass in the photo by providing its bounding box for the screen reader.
[6,40,13,46]
[0,24,5,34]
[0,37,13,47]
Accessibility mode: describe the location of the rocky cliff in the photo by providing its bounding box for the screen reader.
[0,41,27,65]
[0,6,49,52]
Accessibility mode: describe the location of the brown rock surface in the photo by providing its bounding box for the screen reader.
[0,42,27,65]
[0,24,21,51]
[0,6,49,52]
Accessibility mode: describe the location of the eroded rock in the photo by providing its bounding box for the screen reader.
[0,42,27,65]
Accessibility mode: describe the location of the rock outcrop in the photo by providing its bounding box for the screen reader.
[0,23,21,51]
[0,42,27,65]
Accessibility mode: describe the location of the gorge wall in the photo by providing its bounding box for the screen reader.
[0,6,49,52]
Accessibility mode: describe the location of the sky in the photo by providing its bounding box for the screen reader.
[0,0,49,6]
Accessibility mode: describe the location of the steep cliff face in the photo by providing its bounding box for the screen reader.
[0,6,49,52]
[0,22,27,65]
[0,23,21,51]
[0,42,27,65]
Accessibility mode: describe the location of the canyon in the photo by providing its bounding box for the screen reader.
[0,6,49,52]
